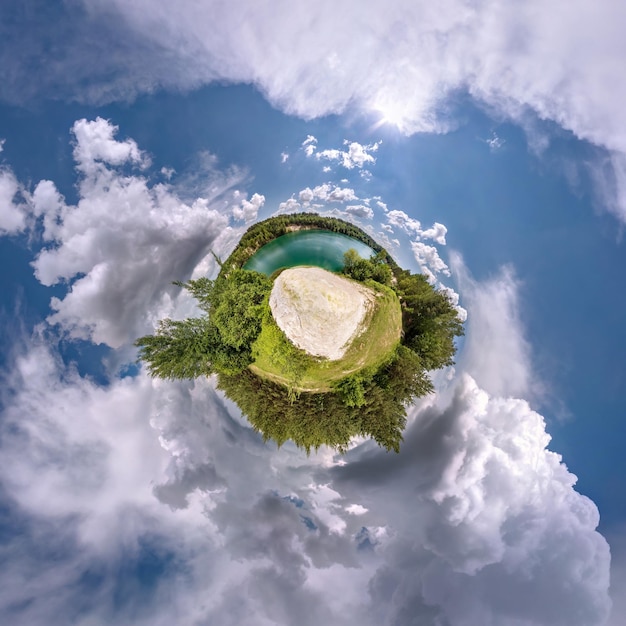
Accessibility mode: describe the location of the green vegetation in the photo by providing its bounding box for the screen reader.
[394,269,464,370]
[135,213,464,454]
[342,249,393,285]
[135,269,273,378]
[218,345,432,453]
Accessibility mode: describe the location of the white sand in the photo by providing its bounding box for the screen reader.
[269,267,374,360]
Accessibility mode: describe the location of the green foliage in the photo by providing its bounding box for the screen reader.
[394,270,464,370]
[211,269,272,350]
[136,269,272,378]
[173,277,216,313]
[135,317,217,379]
[217,344,429,454]
[335,373,368,408]
[342,249,392,285]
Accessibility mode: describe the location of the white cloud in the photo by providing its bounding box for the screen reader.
[72,117,149,174]
[0,168,27,234]
[419,221,447,245]
[345,504,368,515]
[281,152,289,163]
[437,283,467,323]
[606,527,626,626]
[0,334,374,626]
[6,1,607,219]
[160,166,175,179]
[50,1,618,151]
[0,120,612,625]
[298,184,358,206]
[387,209,422,233]
[335,373,611,626]
[0,138,5,152]
[1,328,610,625]
[30,179,65,240]
[277,197,302,214]
[232,191,265,222]
[411,241,450,279]
[302,135,318,157]
[344,204,374,219]
[29,119,241,348]
[386,210,448,244]
[315,141,380,170]
[452,256,532,399]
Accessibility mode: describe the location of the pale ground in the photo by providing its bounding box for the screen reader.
[269,267,375,360]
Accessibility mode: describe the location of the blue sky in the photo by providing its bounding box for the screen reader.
[1,2,625,625]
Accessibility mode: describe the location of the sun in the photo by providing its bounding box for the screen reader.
[369,98,409,132]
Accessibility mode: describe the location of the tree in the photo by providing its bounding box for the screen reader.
[395,271,464,370]
[341,249,392,285]
[135,269,272,378]
[211,269,272,350]
[135,317,216,379]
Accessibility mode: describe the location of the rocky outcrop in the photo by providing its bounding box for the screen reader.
[269,267,374,361]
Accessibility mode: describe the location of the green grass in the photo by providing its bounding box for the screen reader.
[250,279,402,392]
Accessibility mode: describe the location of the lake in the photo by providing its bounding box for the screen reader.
[243,229,376,275]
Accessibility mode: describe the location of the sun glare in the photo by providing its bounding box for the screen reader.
[370,100,408,132]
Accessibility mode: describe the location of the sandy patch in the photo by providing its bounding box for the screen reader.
[269,267,374,360]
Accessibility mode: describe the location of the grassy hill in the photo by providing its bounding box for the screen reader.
[250,277,402,392]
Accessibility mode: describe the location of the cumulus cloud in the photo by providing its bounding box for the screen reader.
[0,335,375,626]
[334,374,611,626]
[277,197,302,214]
[232,191,265,222]
[302,135,318,157]
[345,204,374,219]
[28,118,242,348]
[0,327,611,626]
[298,183,358,205]
[0,119,612,625]
[71,117,148,173]
[0,168,27,234]
[314,141,381,170]
[385,210,447,244]
[411,241,451,281]
[4,1,626,219]
[452,254,532,398]
[419,222,447,245]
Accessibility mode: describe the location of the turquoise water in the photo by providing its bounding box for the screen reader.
[243,229,376,276]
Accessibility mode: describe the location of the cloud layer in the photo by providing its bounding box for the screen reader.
[25,118,250,348]
[0,120,612,624]
[3,2,626,220]
[43,1,614,153]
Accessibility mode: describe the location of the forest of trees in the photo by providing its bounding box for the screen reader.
[135,214,464,453]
